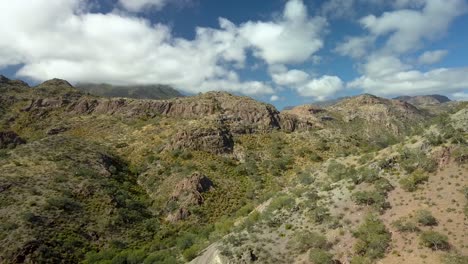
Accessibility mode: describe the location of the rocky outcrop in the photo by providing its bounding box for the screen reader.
[451,108,468,132]
[395,95,451,106]
[327,94,426,134]
[22,88,313,133]
[0,75,29,88]
[166,173,213,222]
[0,131,25,149]
[168,123,234,154]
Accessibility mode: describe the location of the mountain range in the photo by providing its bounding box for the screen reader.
[0,75,467,264]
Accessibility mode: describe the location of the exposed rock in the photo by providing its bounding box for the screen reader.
[166,172,213,222]
[168,123,234,154]
[0,75,29,88]
[0,131,26,149]
[434,147,452,168]
[450,108,468,132]
[327,94,426,134]
[394,95,451,106]
[38,78,73,88]
[47,126,70,135]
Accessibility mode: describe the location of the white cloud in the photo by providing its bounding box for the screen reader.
[270,95,280,102]
[418,50,448,64]
[360,0,467,53]
[239,0,326,64]
[335,36,375,58]
[297,75,344,100]
[0,0,326,96]
[349,55,468,96]
[451,92,468,101]
[270,67,310,86]
[269,66,343,100]
[119,0,168,12]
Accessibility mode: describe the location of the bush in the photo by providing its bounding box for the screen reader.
[442,253,468,264]
[289,231,328,253]
[392,218,419,233]
[353,214,391,259]
[310,206,330,224]
[350,256,372,264]
[452,146,468,164]
[399,149,437,173]
[420,231,449,250]
[46,196,81,212]
[399,170,429,192]
[416,210,437,226]
[309,248,334,264]
[352,191,390,212]
[327,160,349,182]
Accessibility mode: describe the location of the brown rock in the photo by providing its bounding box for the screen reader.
[0,131,26,149]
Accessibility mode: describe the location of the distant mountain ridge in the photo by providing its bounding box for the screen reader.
[76,83,183,100]
[394,94,451,106]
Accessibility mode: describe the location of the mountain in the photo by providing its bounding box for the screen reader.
[75,83,183,100]
[0,76,467,264]
[394,94,451,106]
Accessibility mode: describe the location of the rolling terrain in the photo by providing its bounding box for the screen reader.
[0,76,467,264]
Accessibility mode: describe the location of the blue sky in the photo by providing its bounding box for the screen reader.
[1,0,468,109]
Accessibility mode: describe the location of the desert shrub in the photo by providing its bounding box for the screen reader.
[309,248,334,264]
[420,231,449,250]
[374,178,394,193]
[355,167,380,184]
[268,195,295,212]
[399,149,437,173]
[427,133,444,146]
[46,196,81,212]
[327,160,356,182]
[353,214,391,260]
[183,244,202,261]
[452,146,468,164]
[289,231,328,253]
[298,170,315,185]
[392,218,419,233]
[399,169,429,192]
[310,206,330,224]
[352,191,390,212]
[416,210,438,226]
[350,256,372,264]
[442,253,468,264]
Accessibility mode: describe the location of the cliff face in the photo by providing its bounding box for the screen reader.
[17,80,311,134]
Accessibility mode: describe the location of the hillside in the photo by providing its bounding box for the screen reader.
[0,76,467,264]
[395,95,452,106]
[76,83,183,100]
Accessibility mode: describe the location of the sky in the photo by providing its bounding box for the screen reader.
[0,0,468,109]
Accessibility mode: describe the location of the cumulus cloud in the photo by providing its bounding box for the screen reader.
[335,36,375,58]
[418,50,448,64]
[270,95,280,102]
[119,0,168,12]
[0,0,327,96]
[360,0,467,53]
[269,66,343,101]
[297,75,343,100]
[239,0,326,64]
[348,55,468,96]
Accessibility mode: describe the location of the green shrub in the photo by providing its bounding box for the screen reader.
[420,231,449,250]
[374,178,394,193]
[309,248,334,264]
[46,196,81,212]
[310,206,330,224]
[353,214,391,259]
[268,195,295,212]
[416,210,437,226]
[399,170,429,192]
[289,231,328,253]
[327,160,355,182]
[442,253,468,264]
[352,191,390,212]
[399,149,437,173]
[392,218,419,233]
[350,256,372,264]
[452,146,468,164]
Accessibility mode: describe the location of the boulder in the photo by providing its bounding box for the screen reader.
[0,131,26,149]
